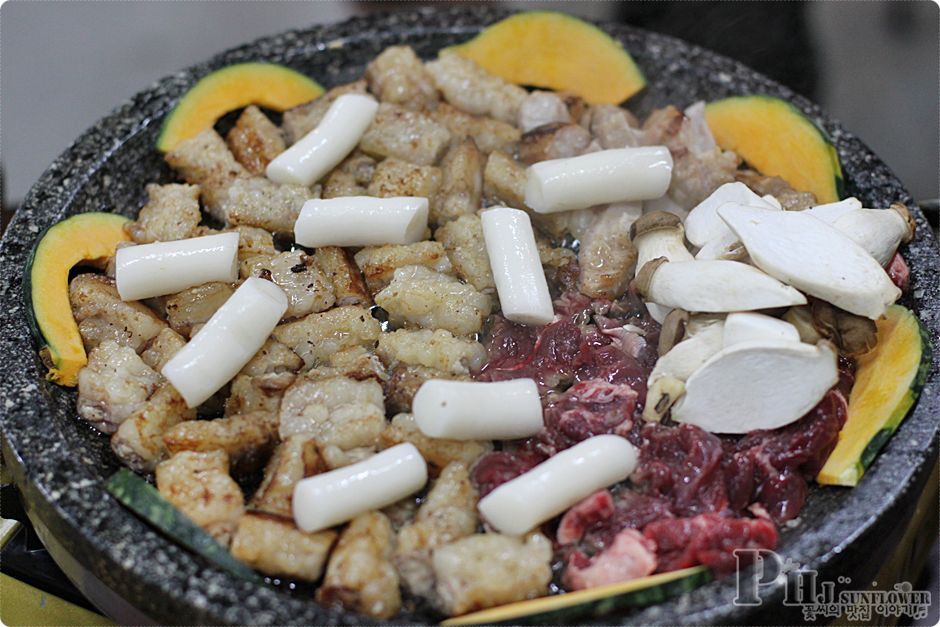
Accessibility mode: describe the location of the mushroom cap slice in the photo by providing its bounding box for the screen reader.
[684,182,771,247]
[722,312,800,348]
[831,206,914,266]
[718,204,901,319]
[635,258,806,313]
[671,340,838,434]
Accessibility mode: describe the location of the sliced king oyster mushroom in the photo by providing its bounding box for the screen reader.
[761,194,783,210]
[808,199,914,266]
[684,182,773,248]
[631,211,694,323]
[805,197,863,223]
[717,204,901,319]
[643,317,724,422]
[722,312,800,348]
[671,340,839,434]
[633,257,806,313]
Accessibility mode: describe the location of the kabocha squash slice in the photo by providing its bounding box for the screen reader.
[26,212,131,386]
[705,95,844,203]
[451,11,646,104]
[157,62,324,152]
[817,305,931,486]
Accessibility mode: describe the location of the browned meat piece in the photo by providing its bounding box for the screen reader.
[225,105,285,175]
[240,338,303,377]
[360,103,451,166]
[322,152,376,199]
[426,53,526,124]
[368,157,441,201]
[431,103,520,155]
[354,241,454,294]
[231,513,337,581]
[642,104,740,209]
[377,329,486,376]
[111,384,195,472]
[224,372,295,417]
[375,266,492,336]
[380,413,491,473]
[384,364,468,415]
[365,45,439,111]
[317,511,402,619]
[482,150,527,208]
[156,450,244,546]
[432,532,552,616]
[312,247,372,307]
[163,410,280,475]
[164,282,235,338]
[224,177,315,235]
[577,203,642,299]
[434,214,495,293]
[140,328,186,372]
[589,104,643,149]
[735,169,817,211]
[250,435,325,517]
[164,128,248,222]
[77,340,161,434]
[278,375,386,449]
[244,250,335,320]
[433,139,484,225]
[519,122,593,165]
[518,91,573,133]
[305,346,389,384]
[126,183,201,244]
[394,462,478,597]
[70,274,166,353]
[281,80,368,145]
[273,305,381,369]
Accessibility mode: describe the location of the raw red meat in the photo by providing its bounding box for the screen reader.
[887,252,910,292]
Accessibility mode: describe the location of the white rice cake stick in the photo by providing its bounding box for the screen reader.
[162,277,287,407]
[525,147,673,214]
[478,435,639,536]
[266,93,379,186]
[293,443,427,533]
[481,206,554,326]
[294,196,428,248]
[413,379,543,440]
[115,232,238,301]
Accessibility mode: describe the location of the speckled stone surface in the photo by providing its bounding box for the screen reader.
[0,7,937,625]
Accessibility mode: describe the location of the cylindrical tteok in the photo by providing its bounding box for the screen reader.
[115,232,239,301]
[525,146,673,214]
[413,379,543,440]
[294,196,428,248]
[293,443,428,533]
[266,93,379,186]
[162,277,288,407]
[478,435,639,536]
[481,207,554,326]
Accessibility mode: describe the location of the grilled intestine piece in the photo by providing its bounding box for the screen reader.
[164,128,248,222]
[375,266,492,337]
[244,250,335,320]
[430,103,520,155]
[433,139,485,225]
[140,328,187,372]
[231,513,337,582]
[367,157,442,201]
[426,52,527,125]
[250,435,326,518]
[435,214,496,293]
[384,364,469,415]
[360,103,451,166]
[155,450,244,547]
[77,340,162,434]
[432,532,552,616]
[317,511,402,620]
[126,183,201,244]
[225,105,286,176]
[164,282,235,339]
[312,247,372,308]
[281,81,368,146]
[519,122,593,165]
[394,462,479,597]
[224,176,316,235]
[223,372,293,417]
[322,152,376,199]
[278,375,386,451]
[518,91,573,133]
[380,413,491,474]
[589,104,643,149]
[577,201,643,300]
[273,305,381,370]
[162,410,280,476]
[354,241,455,294]
[735,169,816,212]
[377,329,487,376]
[111,384,195,472]
[70,274,166,353]
[365,45,439,111]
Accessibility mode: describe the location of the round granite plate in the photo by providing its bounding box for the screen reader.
[1,7,937,625]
